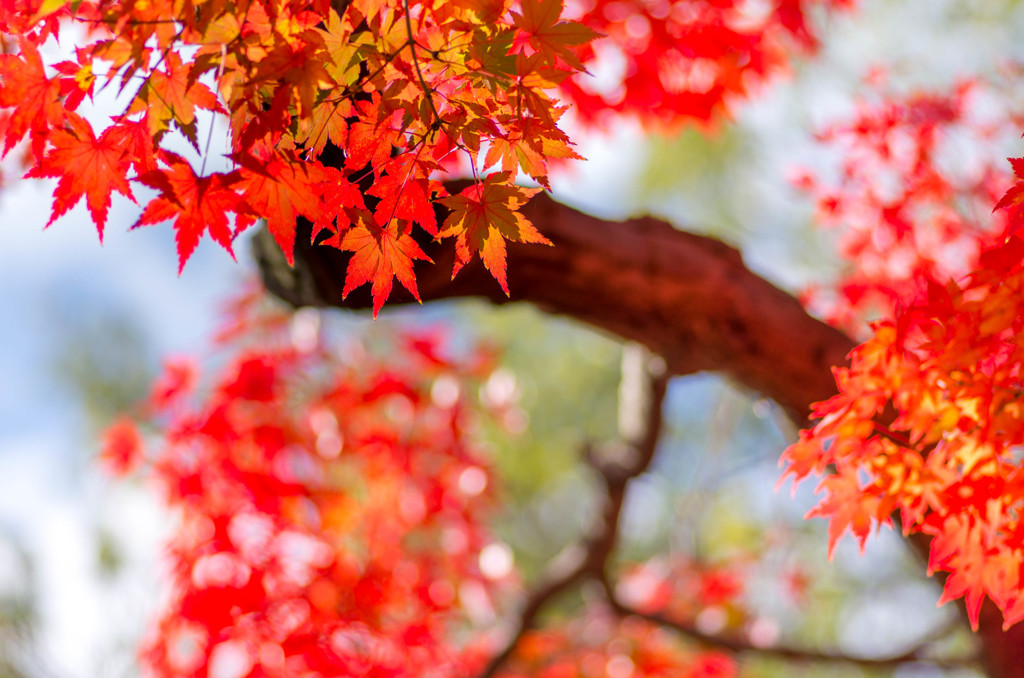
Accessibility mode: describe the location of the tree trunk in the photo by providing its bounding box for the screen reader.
[254,191,1024,677]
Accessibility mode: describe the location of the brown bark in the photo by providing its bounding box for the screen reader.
[253,191,1024,677]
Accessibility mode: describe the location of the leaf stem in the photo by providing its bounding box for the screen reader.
[401,0,441,133]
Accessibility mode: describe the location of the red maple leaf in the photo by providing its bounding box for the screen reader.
[0,39,67,158]
[100,416,144,476]
[368,153,443,236]
[337,213,432,317]
[930,516,998,630]
[994,157,1024,236]
[53,47,95,112]
[313,166,366,240]
[25,113,135,238]
[148,357,198,411]
[233,151,327,263]
[103,115,159,176]
[134,151,243,271]
[345,94,403,172]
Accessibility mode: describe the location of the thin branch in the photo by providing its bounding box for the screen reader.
[603,595,980,670]
[474,545,590,678]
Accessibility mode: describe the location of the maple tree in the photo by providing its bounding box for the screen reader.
[9,0,1024,676]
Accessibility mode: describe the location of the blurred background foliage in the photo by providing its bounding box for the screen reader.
[35,286,980,675]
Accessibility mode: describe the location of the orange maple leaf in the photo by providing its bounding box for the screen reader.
[297,97,353,157]
[806,466,888,559]
[252,33,333,118]
[930,516,1001,630]
[336,213,432,317]
[438,172,548,294]
[510,0,599,70]
[128,50,223,146]
[134,151,243,272]
[25,113,135,239]
[484,115,581,188]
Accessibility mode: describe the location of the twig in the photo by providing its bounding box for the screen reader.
[475,344,670,678]
[401,0,441,129]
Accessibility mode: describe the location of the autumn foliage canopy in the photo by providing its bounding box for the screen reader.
[8,0,1024,673]
[0,0,849,310]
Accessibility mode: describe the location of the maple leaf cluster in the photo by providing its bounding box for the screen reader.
[104,292,810,677]
[780,245,1024,630]
[113,299,515,676]
[562,0,855,128]
[0,0,856,316]
[795,77,1024,331]
[781,68,1024,630]
[0,0,593,314]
